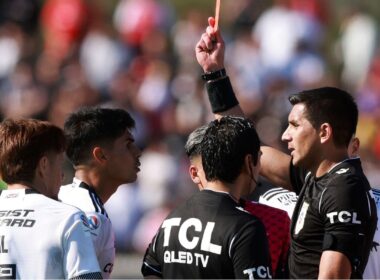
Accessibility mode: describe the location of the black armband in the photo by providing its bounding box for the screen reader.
[206,76,239,113]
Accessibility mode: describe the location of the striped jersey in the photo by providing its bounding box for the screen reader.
[0,188,101,279]
[59,178,115,278]
[255,185,297,219]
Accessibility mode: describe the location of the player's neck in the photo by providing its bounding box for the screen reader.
[204,181,240,202]
[74,168,116,203]
[7,183,32,190]
[313,148,349,178]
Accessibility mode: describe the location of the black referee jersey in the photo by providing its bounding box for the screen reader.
[289,158,377,279]
[142,189,272,279]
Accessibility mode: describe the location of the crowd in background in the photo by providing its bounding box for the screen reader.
[1,0,380,254]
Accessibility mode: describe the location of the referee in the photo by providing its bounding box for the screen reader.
[195,19,377,279]
[142,116,272,279]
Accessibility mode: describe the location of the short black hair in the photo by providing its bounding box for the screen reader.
[201,116,260,184]
[289,87,358,147]
[64,107,135,166]
[184,125,208,159]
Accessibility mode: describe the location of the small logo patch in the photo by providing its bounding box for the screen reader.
[80,214,91,228]
[88,215,101,230]
[294,201,309,235]
[336,168,349,174]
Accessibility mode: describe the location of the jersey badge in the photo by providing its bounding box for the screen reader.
[336,168,349,174]
[80,214,91,229]
[294,201,309,235]
[87,214,101,230]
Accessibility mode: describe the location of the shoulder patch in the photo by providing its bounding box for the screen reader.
[87,214,101,230]
[80,214,91,229]
[336,168,349,174]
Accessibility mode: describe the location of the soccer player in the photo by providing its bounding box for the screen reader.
[0,118,102,279]
[142,116,272,279]
[59,107,142,278]
[195,17,377,279]
[348,137,380,279]
[184,125,290,278]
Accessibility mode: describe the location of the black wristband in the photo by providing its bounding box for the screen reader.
[201,68,226,81]
[206,77,239,113]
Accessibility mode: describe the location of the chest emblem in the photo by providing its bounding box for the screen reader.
[294,201,309,235]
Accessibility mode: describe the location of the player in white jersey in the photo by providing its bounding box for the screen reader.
[59,107,142,278]
[254,184,297,219]
[0,118,101,279]
[364,187,380,279]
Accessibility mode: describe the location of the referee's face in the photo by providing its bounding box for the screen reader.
[282,103,320,169]
[103,129,142,184]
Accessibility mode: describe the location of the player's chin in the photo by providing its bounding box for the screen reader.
[291,157,302,168]
[127,172,139,183]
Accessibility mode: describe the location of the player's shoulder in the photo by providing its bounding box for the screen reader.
[59,181,102,214]
[243,201,291,233]
[40,195,87,223]
[371,188,380,198]
[244,200,289,218]
[327,158,370,190]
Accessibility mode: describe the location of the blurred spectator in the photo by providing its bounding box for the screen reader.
[252,0,322,74]
[0,62,49,119]
[0,0,40,33]
[40,0,89,61]
[338,7,377,90]
[113,0,175,49]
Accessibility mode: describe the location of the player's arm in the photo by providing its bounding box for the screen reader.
[63,212,103,279]
[260,146,293,191]
[141,234,163,279]
[92,214,115,279]
[195,17,244,120]
[319,178,376,278]
[195,18,294,193]
[231,220,272,279]
[319,251,351,279]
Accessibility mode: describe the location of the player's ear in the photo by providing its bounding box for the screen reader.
[244,154,255,174]
[319,123,332,144]
[93,147,107,164]
[36,156,48,177]
[189,165,201,184]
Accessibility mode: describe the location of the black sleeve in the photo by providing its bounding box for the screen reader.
[141,234,163,278]
[70,272,103,279]
[320,176,374,269]
[289,161,307,195]
[231,219,272,279]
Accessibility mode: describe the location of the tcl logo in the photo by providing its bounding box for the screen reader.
[161,218,222,254]
[326,211,361,224]
[243,266,272,279]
